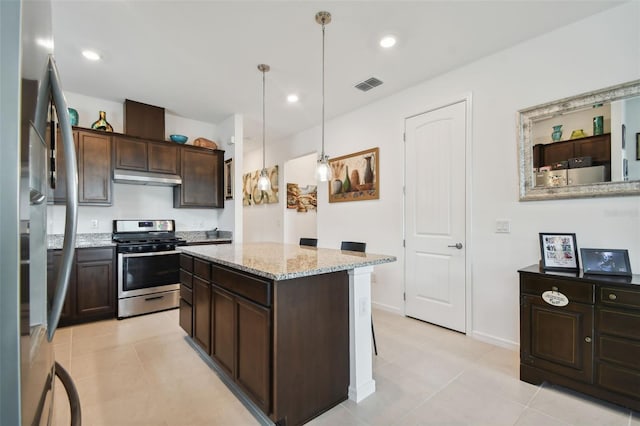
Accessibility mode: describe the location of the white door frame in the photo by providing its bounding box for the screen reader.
[403,93,473,334]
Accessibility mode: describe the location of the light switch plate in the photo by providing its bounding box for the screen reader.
[496,219,511,233]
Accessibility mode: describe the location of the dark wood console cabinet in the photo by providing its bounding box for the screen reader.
[179,253,349,426]
[519,265,640,411]
[47,247,116,327]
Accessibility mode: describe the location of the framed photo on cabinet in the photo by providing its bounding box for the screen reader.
[539,232,579,272]
[580,248,632,277]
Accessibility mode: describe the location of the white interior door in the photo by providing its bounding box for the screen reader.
[405,100,467,333]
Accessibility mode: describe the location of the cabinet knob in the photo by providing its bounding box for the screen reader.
[584,337,592,343]
[551,286,559,292]
[608,293,617,301]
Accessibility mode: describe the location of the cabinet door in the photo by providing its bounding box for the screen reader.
[114,136,147,171]
[179,299,193,337]
[211,286,236,376]
[75,258,115,318]
[78,131,112,205]
[50,129,79,204]
[174,147,224,208]
[148,141,179,174]
[193,275,211,353]
[521,295,594,382]
[235,297,271,413]
[542,140,575,166]
[46,250,75,326]
[575,134,611,163]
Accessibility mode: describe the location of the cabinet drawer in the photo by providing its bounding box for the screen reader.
[598,308,640,340]
[598,335,640,370]
[212,265,271,307]
[599,287,640,310]
[180,254,193,272]
[597,362,640,398]
[180,284,193,304]
[77,247,114,262]
[180,270,193,288]
[521,274,594,304]
[179,299,192,337]
[194,258,211,280]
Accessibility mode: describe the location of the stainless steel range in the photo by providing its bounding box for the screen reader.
[113,219,185,318]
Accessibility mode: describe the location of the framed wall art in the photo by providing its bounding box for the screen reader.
[580,248,632,276]
[636,132,640,160]
[539,232,579,272]
[286,183,317,212]
[328,147,379,203]
[224,158,234,200]
[242,165,279,206]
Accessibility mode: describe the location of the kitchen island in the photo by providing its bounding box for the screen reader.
[177,242,396,426]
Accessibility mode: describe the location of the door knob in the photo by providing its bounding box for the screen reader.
[447,243,463,249]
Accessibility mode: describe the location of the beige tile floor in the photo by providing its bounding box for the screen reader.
[52,309,639,426]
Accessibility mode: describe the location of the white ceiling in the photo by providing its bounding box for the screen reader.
[51,1,623,151]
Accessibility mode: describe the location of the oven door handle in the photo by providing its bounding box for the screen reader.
[120,250,182,258]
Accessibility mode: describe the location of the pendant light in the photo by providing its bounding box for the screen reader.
[257,63,271,191]
[315,11,333,182]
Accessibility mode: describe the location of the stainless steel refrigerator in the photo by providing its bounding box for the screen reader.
[1,0,80,424]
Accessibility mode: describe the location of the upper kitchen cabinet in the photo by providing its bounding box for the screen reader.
[114,135,179,175]
[174,146,224,208]
[51,128,112,205]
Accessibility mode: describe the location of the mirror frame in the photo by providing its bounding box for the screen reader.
[518,79,640,201]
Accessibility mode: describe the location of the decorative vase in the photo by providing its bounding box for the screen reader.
[342,166,351,193]
[551,125,563,142]
[593,115,604,136]
[363,156,374,184]
[91,111,113,132]
[331,179,342,195]
[68,108,79,126]
[570,129,586,139]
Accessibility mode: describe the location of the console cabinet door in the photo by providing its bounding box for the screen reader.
[521,295,594,383]
[211,286,236,376]
[174,147,224,208]
[193,275,211,353]
[235,297,271,414]
[78,130,112,205]
[75,248,115,318]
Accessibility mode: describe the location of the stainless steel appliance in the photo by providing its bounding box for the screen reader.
[113,219,185,318]
[567,165,606,185]
[1,0,81,424]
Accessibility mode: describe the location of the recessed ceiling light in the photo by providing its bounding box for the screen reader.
[379,35,397,49]
[287,94,299,103]
[36,38,54,49]
[82,50,101,61]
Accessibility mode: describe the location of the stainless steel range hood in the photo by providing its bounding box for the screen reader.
[112,169,182,186]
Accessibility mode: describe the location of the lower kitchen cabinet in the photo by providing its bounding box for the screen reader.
[519,265,640,412]
[47,247,116,327]
[211,286,235,376]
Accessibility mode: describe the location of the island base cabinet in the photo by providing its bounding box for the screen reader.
[193,275,211,353]
[211,286,235,377]
[179,299,192,336]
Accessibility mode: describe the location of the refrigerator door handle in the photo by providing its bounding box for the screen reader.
[35,56,78,341]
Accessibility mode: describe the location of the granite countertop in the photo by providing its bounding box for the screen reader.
[47,233,114,249]
[178,242,396,280]
[176,231,232,244]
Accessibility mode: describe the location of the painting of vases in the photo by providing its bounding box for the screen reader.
[328,147,379,203]
[243,165,279,206]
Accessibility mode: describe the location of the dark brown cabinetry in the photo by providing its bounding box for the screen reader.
[180,255,349,426]
[179,255,194,336]
[519,265,640,411]
[114,136,179,175]
[47,247,116,327]
[174,147,224,208]
[533,134,611,179]
[51,128,112,205]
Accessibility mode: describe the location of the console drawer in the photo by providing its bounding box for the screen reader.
[599,287,640,310]
[521,274,594,304]
[598,308,640,340]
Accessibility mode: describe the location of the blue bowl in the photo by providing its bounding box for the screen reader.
[170,134,188,144]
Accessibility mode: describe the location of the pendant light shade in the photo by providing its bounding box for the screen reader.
[257,63,271,192]
[315,11,333,182]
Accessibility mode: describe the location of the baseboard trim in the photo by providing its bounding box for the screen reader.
[470,330,519,351]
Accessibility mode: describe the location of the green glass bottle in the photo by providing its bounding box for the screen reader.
[342,165,351,193]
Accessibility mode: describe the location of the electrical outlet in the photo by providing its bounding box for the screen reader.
[90,219,99,230]
[495,219,511,233]
[358,297,368,317]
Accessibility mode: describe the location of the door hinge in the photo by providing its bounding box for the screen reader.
[403,132,406,142]
[403,292,406,301]
[402,239,405,247]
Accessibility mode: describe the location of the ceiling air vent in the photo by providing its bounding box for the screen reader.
[355,77,383,92]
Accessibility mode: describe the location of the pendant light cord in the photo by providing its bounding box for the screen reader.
[321,22,325,159]
[262,68,266,170]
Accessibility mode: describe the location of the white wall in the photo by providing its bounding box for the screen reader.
[247,2,640,348]
[48,91,235,234]
[624,97,640,180]
[283,153,317,244]
[216,114,244,241]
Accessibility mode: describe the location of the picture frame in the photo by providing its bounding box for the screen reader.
[636,132,640,161]
[224,158,234,200]
[328,147,379,203]
[580,248,632,276]
[539,232,579,272]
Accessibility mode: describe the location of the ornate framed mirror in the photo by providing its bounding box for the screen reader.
[518,79,640,201]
